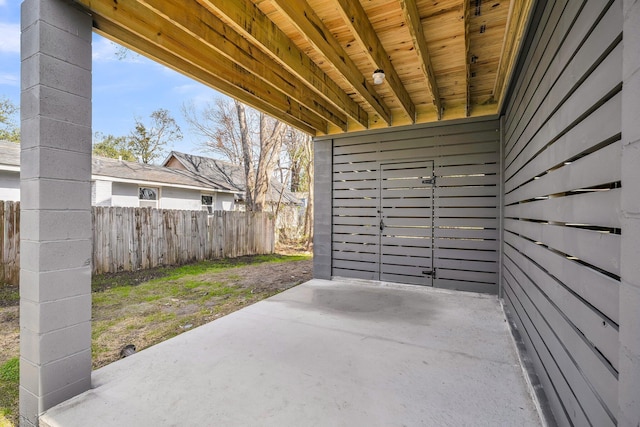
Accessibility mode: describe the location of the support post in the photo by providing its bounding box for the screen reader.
[19,1,93,425]
[619,0,640,426]
[313,139,332,279]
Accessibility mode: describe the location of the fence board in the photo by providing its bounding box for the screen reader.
[0,203,275,283]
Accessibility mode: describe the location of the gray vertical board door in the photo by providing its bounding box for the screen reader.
[379,161,434,285]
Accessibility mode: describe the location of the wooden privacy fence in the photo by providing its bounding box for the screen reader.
[93,207,275,274]
[0,203,275,284]
[0,201,20,286]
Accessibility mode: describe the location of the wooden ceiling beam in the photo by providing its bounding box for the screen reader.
[269,0,393,126]
[399,0,442,119]
[464,0,471,117]
[139,0,348,131]
[75,0,326,134]
[92,19,318,135]
[334,0,415,122]
[493,0,536,108]
[198,0,369,129]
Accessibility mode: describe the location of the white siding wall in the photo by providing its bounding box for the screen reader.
[216,193,235,211]
[111,182,139,207]
[160,187,201,210]
[91,180,113,206]
[0,170,20,201]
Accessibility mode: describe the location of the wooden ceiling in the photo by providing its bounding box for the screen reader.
[73,0,535,136]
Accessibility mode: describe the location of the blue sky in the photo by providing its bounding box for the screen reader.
[0,0,225,155]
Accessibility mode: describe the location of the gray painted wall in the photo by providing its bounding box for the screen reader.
[619,1,640,425]
[501,1,622,425]
[313,139,332,280]
[317,117,501,294]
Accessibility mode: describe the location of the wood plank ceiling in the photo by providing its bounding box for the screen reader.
[73,0,535,136]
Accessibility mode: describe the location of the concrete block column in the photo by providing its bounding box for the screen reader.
[312,139,332,280]
[19,1,93,425]
[619,0,640,426]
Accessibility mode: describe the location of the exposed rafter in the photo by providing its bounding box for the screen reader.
[72,0,530,135]
[464,0,471,117]
[334,0,416,123]
[198,0,369,130]
[398,0,442,120]
[493,0,536,109]
[269,0,393,126]
[91,19,317,135]
[75,0,326,134]
[139,0,348,132]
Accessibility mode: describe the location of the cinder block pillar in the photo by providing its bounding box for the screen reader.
[619,1,640,426]
[313,139,332,280]
[19,1,93,425]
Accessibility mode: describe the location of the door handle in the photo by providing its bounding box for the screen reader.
[380,219,385,231]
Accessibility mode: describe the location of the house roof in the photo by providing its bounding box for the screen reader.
[164,151,301,205]
[0,140,20,170]
[0,141,237,194]
[73,0,534,136]
[92,156,238,193]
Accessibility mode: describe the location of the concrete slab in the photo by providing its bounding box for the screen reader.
[40,279,541,427]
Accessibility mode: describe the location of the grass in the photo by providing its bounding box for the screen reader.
[0,253,311,426]
[0,358,18,426]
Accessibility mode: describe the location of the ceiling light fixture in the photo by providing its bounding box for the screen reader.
[372,69,385,85]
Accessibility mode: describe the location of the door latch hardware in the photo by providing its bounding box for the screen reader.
[422,269,436,278]
[380,219,385,231]
[422,177,436,185]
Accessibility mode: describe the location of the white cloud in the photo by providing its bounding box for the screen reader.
[92,38,120,62]
[0,73,18,86]
[173,84,200,95]
[0,22,20,54]
[92,37,141,63]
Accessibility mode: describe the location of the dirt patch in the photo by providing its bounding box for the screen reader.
[0,257,312,370]
[200,259,312,292]
[0,307,18,368]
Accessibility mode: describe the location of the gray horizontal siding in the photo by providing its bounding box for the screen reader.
[502,0,622,425]
[331,118,501,293]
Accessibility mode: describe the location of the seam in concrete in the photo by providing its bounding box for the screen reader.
[330,276,497,299]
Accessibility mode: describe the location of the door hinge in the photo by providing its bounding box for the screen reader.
[422,176,436,185]
[422,269,436,278]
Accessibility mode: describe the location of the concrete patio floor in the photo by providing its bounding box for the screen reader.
[40,279,542,427]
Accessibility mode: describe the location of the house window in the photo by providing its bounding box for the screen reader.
[139,187,159,208]
[202,194,214,213]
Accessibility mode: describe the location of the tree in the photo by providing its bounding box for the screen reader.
[182,99,247,164]
[282,129,314,246]
[92,132,136,161]
[0,97,20,143]
[184,99,286,212]
[129,108,182,164]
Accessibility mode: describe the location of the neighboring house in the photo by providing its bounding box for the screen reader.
[0,140,20,202]
[0,140,239,211]
[163,151,301,210]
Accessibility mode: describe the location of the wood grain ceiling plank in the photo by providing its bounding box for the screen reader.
[139,0,348,131]
[76,0,326,134]
[269,0,392,126]
[399,0,443,119]
[334,0,416,123]
[198,0,369,129]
